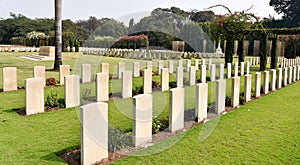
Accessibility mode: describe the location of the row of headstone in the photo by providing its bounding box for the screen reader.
[231,40,285,56]
[0,46,39,52]
[82,47,225,59]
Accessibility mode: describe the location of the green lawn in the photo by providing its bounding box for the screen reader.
[0,52,298,164]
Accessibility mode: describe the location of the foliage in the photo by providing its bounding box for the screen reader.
[209,4,264,64]
[45,90,65,109]
[169,81,177,88]
[114,34,148,49]
[269,0,300,26]
[152,116,169,133]
[279,34,300,58]
[108,126,132,152]
[225,96,232,106]
[132,86,143,95]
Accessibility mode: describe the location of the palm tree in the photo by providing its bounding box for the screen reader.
[54,0,62,70]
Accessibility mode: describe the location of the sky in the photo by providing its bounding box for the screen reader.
[0,0,281,23]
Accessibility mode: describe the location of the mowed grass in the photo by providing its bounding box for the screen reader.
[114,82,300,164]
[0,52,298,164]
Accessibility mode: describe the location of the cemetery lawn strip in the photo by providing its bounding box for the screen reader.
[113,82,300,164]
[0,52,297,163]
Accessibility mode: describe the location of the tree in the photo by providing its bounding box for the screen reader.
[269,0,300,27]
[54,0,62,71]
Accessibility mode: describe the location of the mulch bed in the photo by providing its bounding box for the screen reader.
[59,150,126,165]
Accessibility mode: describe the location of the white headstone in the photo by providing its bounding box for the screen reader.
[215,79,226,114]
[118,62,125,79]
[33,66,46,86]
[82,64,92,83]
[96,73,109,102]
[132,94,152,147]
[133,62,140,78]
[169,87,184,133]
[122,71,132,98]
[161,68,169,91]
[210,64,216,81]
[80,102,108,165]
[143,69,152,94]
[195,83,208,122]
[200,65,206,83]
[59,65,70,85]
[244,74,252,102]
[270,69,276,91]
[25,78,44,115]
[263,71,269,94]
[65,75,80,108]
[227,63,232,78]
[231,77,240,107]
[2,67,17,92]
[176,67,183,88]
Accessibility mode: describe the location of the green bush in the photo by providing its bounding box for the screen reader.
[45,90,65,109]
[108,126,132,152]
[169,81,177,88]
[152,116,169,133]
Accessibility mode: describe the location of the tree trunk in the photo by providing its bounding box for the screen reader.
[54,0,62,71]
[237,39,244,63]
[260,34,268,71]
[225,38,234,64]
[270,37,278,69]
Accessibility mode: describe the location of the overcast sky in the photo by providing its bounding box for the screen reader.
[0,0,281,22]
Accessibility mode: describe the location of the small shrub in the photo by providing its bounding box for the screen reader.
[132,86,143,95]
[152,71,159,75]
[46,77,56,86]
[169,81,177,88]
[109,73,114,79]
[108,126,132,152]
[152,81,160,88]
[251,88,256,98]
[183,77,189,85]
[225,96,231,106]
[152,116,169,133]
[45,91,65,109]
[239,92,246,105]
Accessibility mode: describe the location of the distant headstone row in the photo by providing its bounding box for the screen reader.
[0,45,39,52]
[81,47,225,59]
